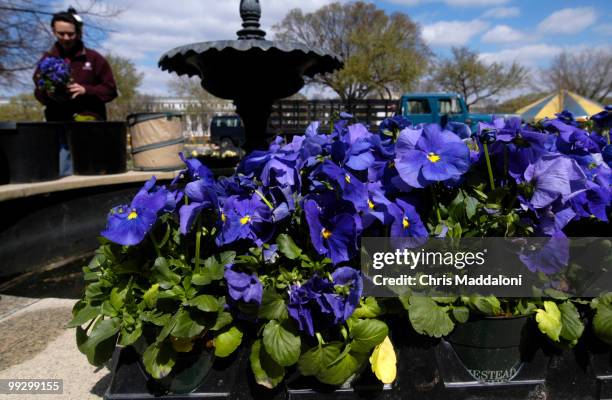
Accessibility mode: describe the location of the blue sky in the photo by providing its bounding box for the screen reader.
[9,0,612,97]
[377,0,611,65]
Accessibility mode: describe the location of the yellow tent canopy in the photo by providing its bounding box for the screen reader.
[516,90,603,121]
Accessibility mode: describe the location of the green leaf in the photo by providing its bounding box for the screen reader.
[593,298,612,346]
[140,311,171,327]
[192,252,234,285]
[467,295,502,316]
[143,284,160,309]
[407,296,454,338]
[558,301,584,344]
[211,310,233,331]
[119,321,142,346]
[263,320,301,367]
[152,257,181,289]
[352,297,382,319]
[68,303,100,328]
[350,319,388,353]
[85,282,106,301]
[258,289,288,320]
[187,295,220,312]
[101,300,118,317]
[156,312,179,343]
[214,326,243,357]
[171,309,206,338]
[535,301,562,342]
[276,234,302,260]
[451,306,470,323]
[249,339,285,389]
[298,342,342,376]
[109,287,125,310]
[76,317,120,366]
[465,195,478,219]
[142,341,176,379]
[315,350,367,386]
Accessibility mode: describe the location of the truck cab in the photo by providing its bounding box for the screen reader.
[399,92,492,132]
[210,115,245,147]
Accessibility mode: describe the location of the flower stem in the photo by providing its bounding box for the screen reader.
[483,142,496,191]
[195,218,202,271]
[430,185,442,223]
[254,189,274,210]
[149,231,161,258]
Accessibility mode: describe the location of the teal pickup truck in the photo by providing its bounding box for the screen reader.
[399,92,493,132]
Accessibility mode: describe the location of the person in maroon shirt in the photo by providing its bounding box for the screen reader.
[33,8,118,121]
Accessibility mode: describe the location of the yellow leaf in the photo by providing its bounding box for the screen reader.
[369,336,396,384]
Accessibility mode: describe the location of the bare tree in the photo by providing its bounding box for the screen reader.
[273,2,431,107]
[432,47,528,109]
[540,49,612,103]
[0,0,122,87]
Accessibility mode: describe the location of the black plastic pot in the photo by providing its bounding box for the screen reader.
[0,122,61,184]
[105,343,396,400]
[445,315,533,384]
[67,122,127,175]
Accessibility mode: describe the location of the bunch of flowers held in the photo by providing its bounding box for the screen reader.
[72,107,612,388]
[35,57,71,94]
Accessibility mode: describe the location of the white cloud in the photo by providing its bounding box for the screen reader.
[387,0,509,6]
[482,6,520,18]
[479,44,562,66]
[537,7,596,34]
[422,20,489,46]
[445,0,508,6]
[78,0,349,95]
[481,25,524,43]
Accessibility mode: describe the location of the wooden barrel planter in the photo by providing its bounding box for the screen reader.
[0,122,61,184]
[67,122,127,175]
[128,113,185,171]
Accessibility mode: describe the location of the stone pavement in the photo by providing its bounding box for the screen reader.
[0,295,110,400]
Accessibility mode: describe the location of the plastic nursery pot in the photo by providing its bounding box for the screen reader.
[67,121,127,175]
[132,337,215,395]
[446,315,530,383]
[0,122,61,184]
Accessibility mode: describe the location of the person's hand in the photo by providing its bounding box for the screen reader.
[67,83,86,99]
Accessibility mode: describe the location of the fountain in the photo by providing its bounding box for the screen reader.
[158,0,343,152]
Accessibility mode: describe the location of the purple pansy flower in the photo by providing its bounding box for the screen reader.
[101,177,167,245]
[388,199,428,239]
[519,231,569,275]
[395,124,471,188]
[379,115,412,134]
[522,155,587,209]
[287,267,363,336]
[179,178,219,234]
[591,105,612,129]
[224,266,263,304]
[303,197,359,265]
[216,194,274,247]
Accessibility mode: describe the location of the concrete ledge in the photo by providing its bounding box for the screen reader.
[0,170,181,202]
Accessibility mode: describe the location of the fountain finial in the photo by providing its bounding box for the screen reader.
[237,0,266,40]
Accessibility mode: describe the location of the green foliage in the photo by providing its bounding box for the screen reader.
[406,296,454,338]
[263,320,301,367]
[250,339,285,389]
[592,294,612,346]
[104,53,144,120]
[214,326,243,357]
[0,93,44,121]
[273,1,431,103]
